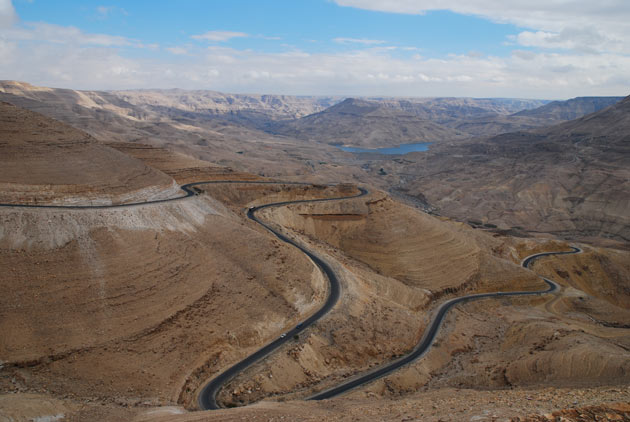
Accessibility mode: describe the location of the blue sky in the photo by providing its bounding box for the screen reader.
[1,0,629,98]
[13,0,517,58]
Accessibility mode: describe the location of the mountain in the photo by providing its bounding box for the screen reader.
[369,97,549,122]
[0,81,554,146]
[267,96,621,145]
[0,81,340,121]
[0,81,349,181]
[2,82,630,422]
[387,95,630,244]
[0,81,308,141]
[267,98,469,147]
[441,96,624,137]
[513,96,624,121]
[0,101,177,205]
[113,88,341,127]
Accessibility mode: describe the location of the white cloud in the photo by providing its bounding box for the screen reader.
[97,6,111,16]
[0,0,17,28]
[96,5,127,19]
[2,33,629,98]
[4,22,132,46]
[333,37,386,45]
[332,0,630,54]
[191,30,248,42]
[257,35,282,41]
[514,27,625,54]
[166,46,188,55]
[0,0,628,98]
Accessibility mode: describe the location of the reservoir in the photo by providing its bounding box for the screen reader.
[337,142,432,155]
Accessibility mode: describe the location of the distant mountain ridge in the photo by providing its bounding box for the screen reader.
[0,79,625,151]
[112,88,343,121]
[267,98,469,147]
[514,96,625,121]
[365,97,550,123]
[392,94,630,243]
[442,96,624,136]
[0,80,628,242]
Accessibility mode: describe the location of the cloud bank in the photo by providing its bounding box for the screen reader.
[333,0,630,54]
[191,31,249,42]
[0,0,17,28]
[0,0,628,98]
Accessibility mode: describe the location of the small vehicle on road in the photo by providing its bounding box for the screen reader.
[280,333,286,338]
[296,323,303,329]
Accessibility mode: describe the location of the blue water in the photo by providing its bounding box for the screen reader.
[337,142,432,155]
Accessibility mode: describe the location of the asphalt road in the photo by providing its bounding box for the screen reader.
[307,245,582,401]
[0,180,317,209]
[196,186,368,410]
[0,181,582,409]
[0,179,367,409]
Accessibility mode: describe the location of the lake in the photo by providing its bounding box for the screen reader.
[337,142,432,155]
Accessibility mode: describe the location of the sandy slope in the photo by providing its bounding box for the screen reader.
[0,102,178,205]
[1,103,628,421]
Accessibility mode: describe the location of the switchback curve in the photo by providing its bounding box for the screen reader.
[0,179,367,409]
[307,246,582,400]
[0,181,582,409]
[196,185,368,410]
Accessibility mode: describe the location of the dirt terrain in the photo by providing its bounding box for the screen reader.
[211,200,629,407]
[0,173,355,419]
[3,171,628,421]
[0,102,178,205]
[0,96,628,422]
[267,98,469,147]
[0,81,355,183]
[381,95,630,245]
[1,81,625,247]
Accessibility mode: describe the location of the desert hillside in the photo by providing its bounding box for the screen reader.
[112,88,342,124]
[0,81,363,183]
[0,97,628,422]
[2,0,630,419]
[447,96,625,137]
[0,101,178,205]
[514,96,624,121]
[267,98,469,147]
[0,110,356,419]
[381,95,630,245]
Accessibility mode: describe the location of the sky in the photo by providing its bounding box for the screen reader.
[0,0,629,99]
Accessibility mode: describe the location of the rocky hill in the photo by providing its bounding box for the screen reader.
[1,89,629,422]
[3,81,620,147]
[113,88,341,124]
[267,98,469,147]
[385,95,630,244]
[370,96,548,122]
[265,96,620,144]
[436,96,623,137]
[0,101,177,205]
[0,81,340,121]
[0,81,552,147]
[514,96,624,121]
[0,81,351,182]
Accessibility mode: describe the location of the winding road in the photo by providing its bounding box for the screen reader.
[0,179,368,409]
[0,180,317,209]
[307,246,581,401]
[0,180,582,410]
[196,187,581,409]
[197,185,368,410]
